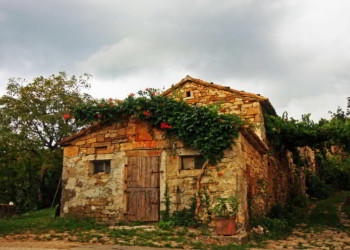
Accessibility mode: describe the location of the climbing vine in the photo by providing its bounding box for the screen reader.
[264,111,350,155]
[69,88,244,164]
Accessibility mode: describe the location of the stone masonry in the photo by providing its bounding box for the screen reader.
[60,76,312,229]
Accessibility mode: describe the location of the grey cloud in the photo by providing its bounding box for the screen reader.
[0,0,349,120]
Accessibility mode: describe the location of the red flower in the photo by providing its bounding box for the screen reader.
[143,111,151,116]
[63,114,71,120]
[160,122,172,129]
[96,114,104,119]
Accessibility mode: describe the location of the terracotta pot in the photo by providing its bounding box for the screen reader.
[215,216,237,236]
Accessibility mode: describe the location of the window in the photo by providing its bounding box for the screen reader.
[93,160,111,174]
[181,155,205,170]
[186,91,192,98]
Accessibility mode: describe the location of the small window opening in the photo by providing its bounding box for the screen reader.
[93,160,111,174]
[181,155,205,170]
[186,91,192,98]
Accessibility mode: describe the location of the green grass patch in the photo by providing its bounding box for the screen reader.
[308,192,349,229]
[0,208,107,236]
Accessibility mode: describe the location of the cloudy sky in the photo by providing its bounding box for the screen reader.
[0,0,349,120]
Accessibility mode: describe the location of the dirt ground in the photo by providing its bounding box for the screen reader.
[0,241,174,250]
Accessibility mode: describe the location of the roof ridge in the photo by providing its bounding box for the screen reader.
[163,76,268,100]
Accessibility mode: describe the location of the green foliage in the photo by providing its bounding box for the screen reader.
[308,192,347,228]
[260,218,288,234]
[266,203,285,219]
[265,109,350,155]
[158,220,175,231]
[0,72,94,212]
[199,190,212,223]
[160,183,171,221]
[305,170,330,199]
[71,88,244,164]
[343,201,350,218]
[170,200,199,227]
[160,186,199,228]
[212,195,239,218]
[0,208,106,236]
[265,104,350,201]
[317,154,350,191]
[0,72,93,150]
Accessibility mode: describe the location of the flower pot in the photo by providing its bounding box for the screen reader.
[216,216,237,235]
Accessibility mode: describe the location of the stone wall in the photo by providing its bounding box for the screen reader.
[165,140,247,227]
[61,120,170,222]
[164,80,267,142]
[61,119,268,228]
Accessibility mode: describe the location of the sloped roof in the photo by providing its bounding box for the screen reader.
[162,75,277,115]
[59,76,276,146]
[59,122,105,146]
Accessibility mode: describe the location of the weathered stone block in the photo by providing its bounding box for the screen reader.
[87,138,97,144]
[156,140,168,148]
[247,107,260,116]
[96,135,105,142]
[76,140,86,146]
[86,148,96,154]
[92,142,111,148]
[120,142,133,151]
[136,123,153,141]
[64,146,79,157]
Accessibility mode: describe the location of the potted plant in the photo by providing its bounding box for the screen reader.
[212,195,239,235]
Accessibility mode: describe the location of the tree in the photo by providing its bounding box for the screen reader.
[0,72,94,211]
[0,72,93,151]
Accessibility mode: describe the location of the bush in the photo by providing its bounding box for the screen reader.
[251,217,289,241]
[318,155,350,191]
[158,221,175,231]
[305,171,330,199]
[261,218,288,232]
[160,195,200,228]
[267,203,285,219]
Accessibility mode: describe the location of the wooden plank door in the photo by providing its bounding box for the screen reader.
[125,156,160,221]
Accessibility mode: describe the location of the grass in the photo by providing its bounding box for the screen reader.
[0,208,240,249]
[308,191,349,229]
[0,208,107,236]
[2,192,349,249]
[249,191,350,244]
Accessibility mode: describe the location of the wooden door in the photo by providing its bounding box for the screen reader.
[125,156,160,221]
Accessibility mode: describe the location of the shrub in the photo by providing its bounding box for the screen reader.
[318,155,350,191]
[267,203,285,219]
[305,170,330,199]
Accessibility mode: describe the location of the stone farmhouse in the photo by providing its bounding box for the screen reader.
[59,76,309,229]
